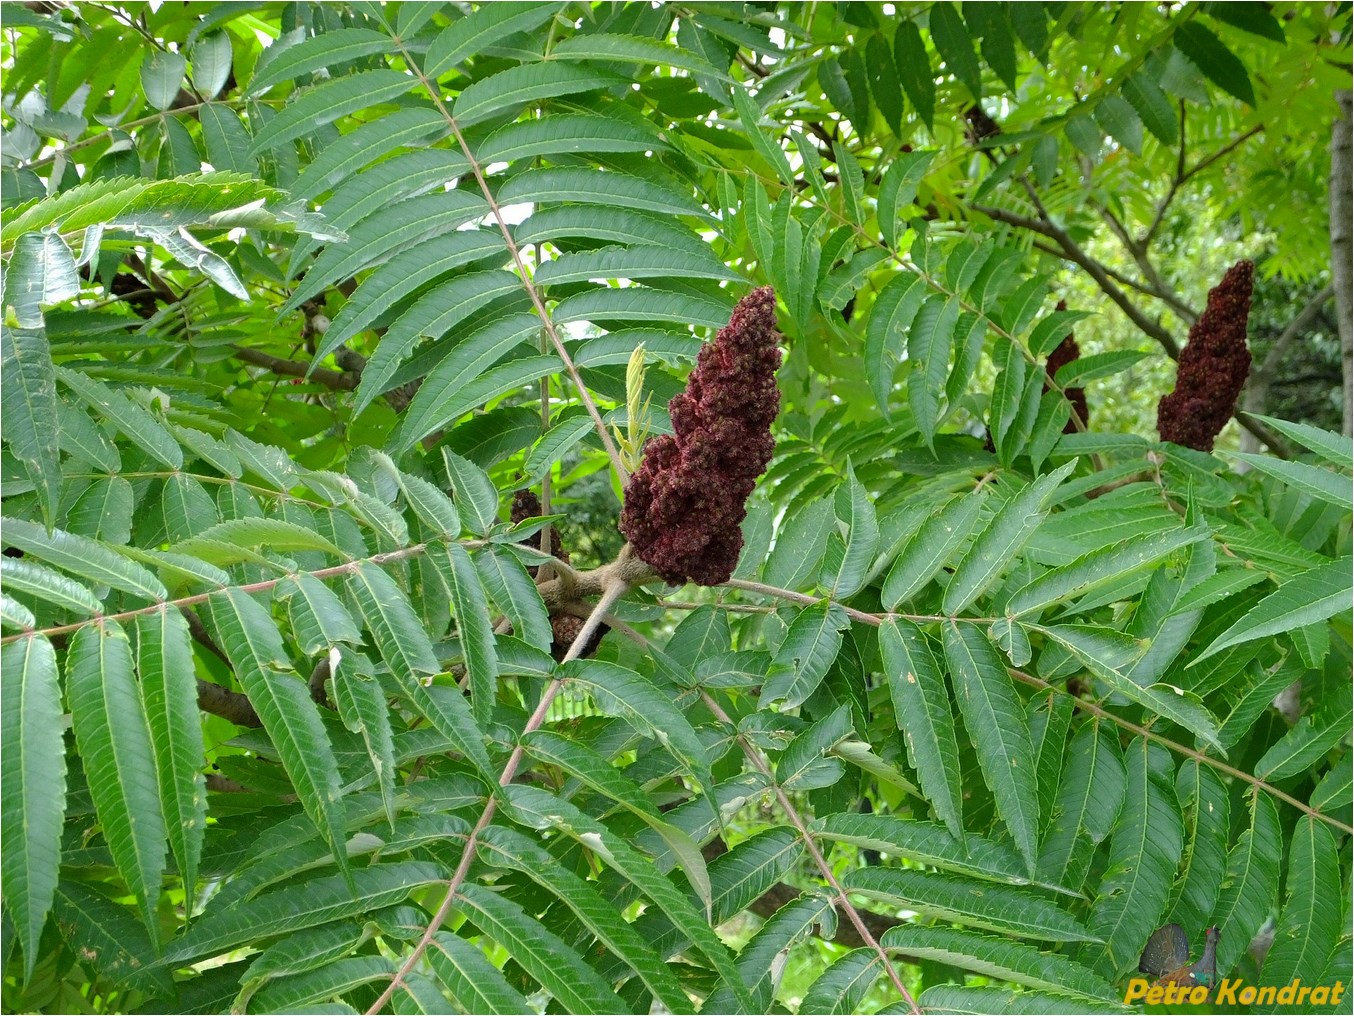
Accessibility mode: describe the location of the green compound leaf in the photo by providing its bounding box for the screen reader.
[943,623,1041,875]
[1,635,65,977]
[67,622,167,945]
[881,618,963,839]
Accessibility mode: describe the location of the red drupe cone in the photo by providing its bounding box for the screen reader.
[619,287,782,586]
[1157,260,1254,452]
[1047,300,1088,434]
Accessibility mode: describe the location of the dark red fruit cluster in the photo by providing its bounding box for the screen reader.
[1047,300,1088,435]
[510,489,569,572]
[548,612,604,662]
[511,489,600,660]
[619,287,783,586]
[1157,260,1254,452]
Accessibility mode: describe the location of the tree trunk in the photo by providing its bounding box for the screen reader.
[1332,90,1352,436]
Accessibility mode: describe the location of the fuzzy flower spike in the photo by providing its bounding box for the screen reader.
[619,286,782,586]
[1157,260,1254,452]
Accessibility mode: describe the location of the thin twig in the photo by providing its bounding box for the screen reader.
[973,198,1292,456]
[365,576,635,1014]
[0,533,638,654]
[721,578,1350,835]
[659,598,777,615]
[973,200,1182,357]
[1005,667,1353,836]
[700,689,921,1014]
[2,543,429,645]
[1088,197,1199,323]
[390,39,629,484]
[23,98,262,170]
[721,577,984,627]
[1141,101,1190,247]
[1255,284,1335,383]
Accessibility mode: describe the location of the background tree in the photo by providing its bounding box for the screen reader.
[1,3,1350,1015]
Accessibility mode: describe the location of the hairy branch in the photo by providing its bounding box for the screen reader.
[534,546,657,610]
[700,689,921,1013]
[366,575,636,1014]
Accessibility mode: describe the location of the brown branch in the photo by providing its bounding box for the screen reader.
[1258,284,1336,381]
[533,548,656,611]
[181,605,263,725]
[737,51,769,79]
[1028,237,1195,319]
[1330,90,1352,437]
[1089,196,1199,323]
[806,120,838,160]
[974,200,1291,456]
[196,678,260,727]
[1142,123,1263,246]
[180,606,229,667]
[721,577,961,627]
[332,346,421,414]
[234,346,359,390]
[123,253,178,307]
[1183,124,1266,185]
[973,200,1183,357]
[3,537,547,650]
[366,575,637,1014]
[1241,285,1336,450]
[309,655,332,708]
[743,879,905,947]
[204,773,251,793]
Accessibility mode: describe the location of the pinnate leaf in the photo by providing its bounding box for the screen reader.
[943,623,1040,874]
[67,622,167,943]
[881,618,963,838]
[1,635,65,977]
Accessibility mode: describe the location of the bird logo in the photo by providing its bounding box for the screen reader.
[1139,924,1221,993]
